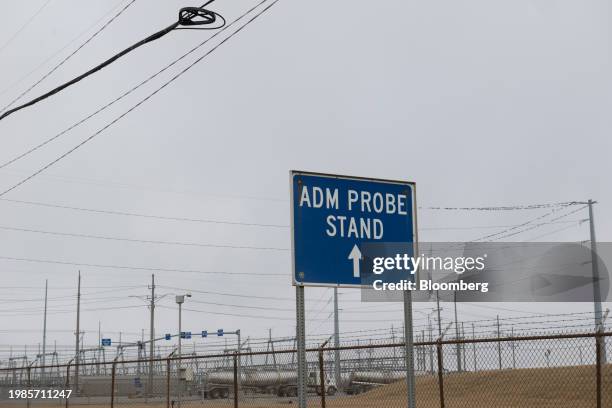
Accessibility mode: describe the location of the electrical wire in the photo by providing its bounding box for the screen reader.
[0,0,133,100]
[0,1,270,174]
[157,285,294,301]
[0,197,286,228]
[0,255,284,277]
[0,196,583,232]
[487,205,588,242]
[471,206,567,242]
[0,0,138,114]
[0,304,145,317]
[0,224,289,251]
[0,0,280,197]
[523,222,582,242]
[0,287,144,303]
[0,0,53,55]
[157,305,297,321]
[421,202,582,211]
[0,1,224,121]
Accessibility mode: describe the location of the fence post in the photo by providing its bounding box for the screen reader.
[110,361,117,408]
[319,349,326,408]
[596,332,602,408]
[65,359,73,408]
[166,359,171,408]
[497,315,502,370]
[437,341,445,408]
[234,352,239,408]
[472,323,477,372]
[26,366,31,408]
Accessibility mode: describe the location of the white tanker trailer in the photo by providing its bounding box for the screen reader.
[202,369,336,399]
[344,370,405,395]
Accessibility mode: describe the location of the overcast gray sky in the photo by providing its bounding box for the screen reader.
[0,0,610,360]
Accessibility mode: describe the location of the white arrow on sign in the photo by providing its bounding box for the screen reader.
[348,244,362,278]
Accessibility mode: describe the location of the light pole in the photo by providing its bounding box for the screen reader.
[175,293,191,408]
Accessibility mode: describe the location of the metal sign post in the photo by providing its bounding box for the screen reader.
[403,289,416,408]
[296,285,307,408]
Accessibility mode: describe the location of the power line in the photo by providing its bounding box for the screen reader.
[470,205,581,242]
[189,299,293,312]
[524,222,582,241]
[0,0,53,55]
[0,0,138,114]
[0,255,284,277]
[0,0,281,197]
[0,0,132,100]
[0,168,286,202]
[0,1,224,121]
[157,285,293,301]
[157,285,389,303]
[0,197,286,228]
[0,285,143,291]
[0,224,289,251]
[0,304,145,317]
[0,287,145,304]
[421,202,582,211]
[0,0,271,173]
[0,196,581,232]
[486,205,588,242]
[157,305,297,321]
[422,220,580,231]
[0,298,137,314]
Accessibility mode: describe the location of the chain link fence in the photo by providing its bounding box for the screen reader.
[0,332,610,407]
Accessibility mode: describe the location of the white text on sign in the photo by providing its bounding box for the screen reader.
[298,186,409,240]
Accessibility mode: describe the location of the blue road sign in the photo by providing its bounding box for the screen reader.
[217,329,224,336]
[291,171,416,287]
[101,338,111,346]
[165,334,171,340]
[202,330,208,338]
[181,332,192,339]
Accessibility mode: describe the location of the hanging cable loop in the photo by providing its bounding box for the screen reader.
[0,1,226,122]
[179,7,217,26]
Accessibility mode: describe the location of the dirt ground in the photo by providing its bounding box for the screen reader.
[2,364,610,408]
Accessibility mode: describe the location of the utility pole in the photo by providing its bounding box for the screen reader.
[333,287,341,391]
[41,279,48,384]
[454,291,461,371]
[149,274,155,396]
[74,271,81,393]
[130,274,165,396]
[588,199,607,363]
